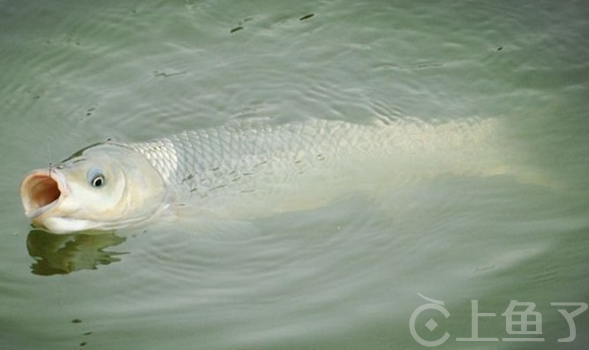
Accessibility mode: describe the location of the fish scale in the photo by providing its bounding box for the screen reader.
[124,118,499,208]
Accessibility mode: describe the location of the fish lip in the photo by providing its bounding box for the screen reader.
[20,169,69,220]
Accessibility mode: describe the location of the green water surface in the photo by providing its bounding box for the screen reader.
[0,1,588,349]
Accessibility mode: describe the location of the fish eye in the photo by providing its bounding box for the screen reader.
[92,176,105,188]
[87,168,106,188]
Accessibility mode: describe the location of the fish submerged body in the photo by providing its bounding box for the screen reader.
[21,118,503,233]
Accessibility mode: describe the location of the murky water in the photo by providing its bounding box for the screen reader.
[1,0,588,349]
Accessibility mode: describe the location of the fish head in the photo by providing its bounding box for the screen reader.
[20,143,167,233]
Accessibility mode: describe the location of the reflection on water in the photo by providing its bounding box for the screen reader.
[26,230,127,276]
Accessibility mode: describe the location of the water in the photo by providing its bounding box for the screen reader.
[1,0,588,349]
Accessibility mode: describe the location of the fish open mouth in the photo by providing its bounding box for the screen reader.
[20,171,64,219]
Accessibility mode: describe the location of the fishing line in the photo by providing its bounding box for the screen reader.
[46,137,53,176]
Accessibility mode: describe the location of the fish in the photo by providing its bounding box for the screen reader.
[20,118,504,234]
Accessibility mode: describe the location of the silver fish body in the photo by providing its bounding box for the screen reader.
[21,118,501,233]
[129,119,498,194]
